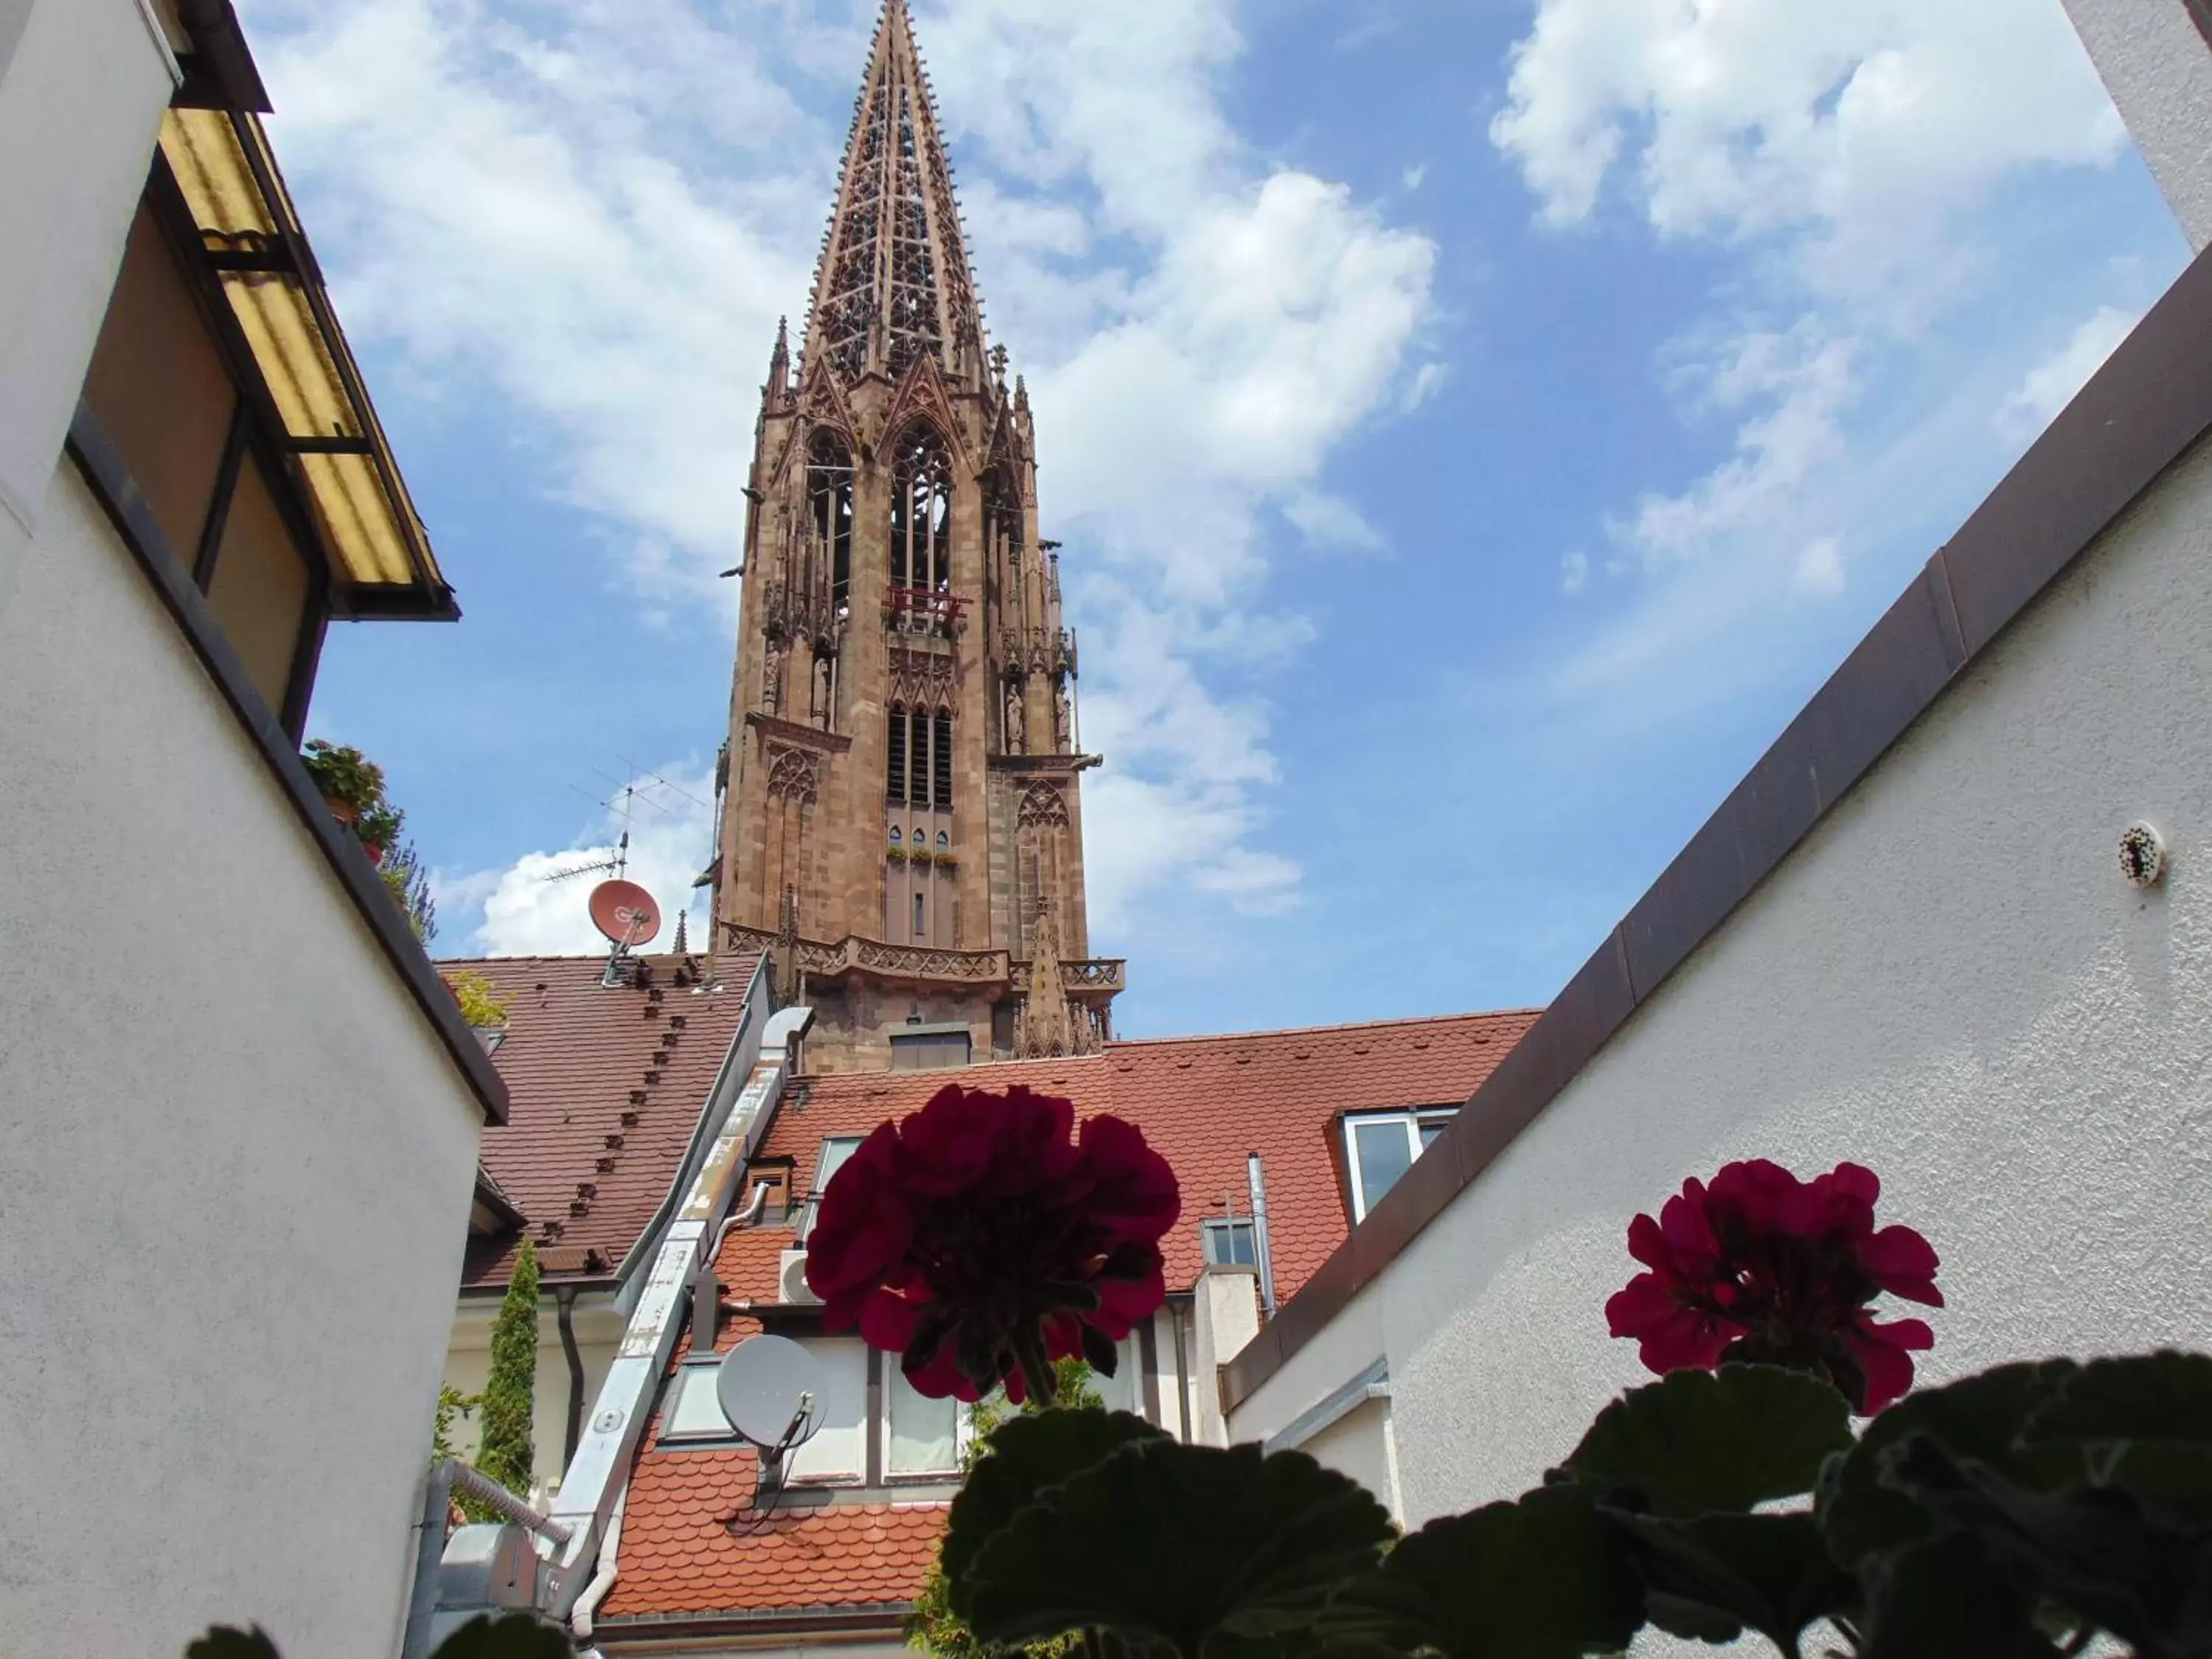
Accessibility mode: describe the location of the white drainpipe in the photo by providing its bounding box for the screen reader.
[539,1005,815,1618]
[567,1484,625,1646]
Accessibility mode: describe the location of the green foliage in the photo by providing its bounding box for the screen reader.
[380,841,438,944]
[945,1409,1169,1618]
[910,1357,1106,1659]
[186,1631,280,1659]
[961,1437,1394,1659]
[466,1243,539,1520]
[1323,1484,1644,1659]
[431,1383,478,1467]
[185,1614,571,1659]
[446,968,514,1029]
[355,799,405,849]
[300,740,383,813]
[1562,1363,1855,1518]
[927,1350,2212,1659]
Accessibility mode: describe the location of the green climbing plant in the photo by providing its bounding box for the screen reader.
[465,1242,539,1520]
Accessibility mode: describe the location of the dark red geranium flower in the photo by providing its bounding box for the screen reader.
[804,1085,1178,1405]
[1604,1158,1941,1413]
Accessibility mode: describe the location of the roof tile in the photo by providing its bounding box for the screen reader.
[610,1007,1537,1624]
[444,950,758,1289]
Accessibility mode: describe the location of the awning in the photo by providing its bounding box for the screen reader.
[158,105,455,619]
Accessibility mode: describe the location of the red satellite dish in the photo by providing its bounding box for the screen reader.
[588,880,661,949]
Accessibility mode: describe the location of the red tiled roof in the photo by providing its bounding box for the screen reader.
[445,951,758,1290]
[732,1007,1539,1304]
[602,1441,945,1619]
[605,1008,1536,1627]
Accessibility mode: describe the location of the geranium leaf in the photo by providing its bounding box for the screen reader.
[2023,1351,2212,1447]
[1320,1484,1642,1659]
[2021,1352,2212,1520]
[1819,1360,2078,1568]
[1605,1509,1857,1652]
[964,1439,1394,1659]
[428,1614,576,1658]
[1560,1364,1853,1517]
[944,1408,1166,1618]
[1857,1530,2058,1659]
[1879,1435,2212,1659]
[185,1630,282,1659]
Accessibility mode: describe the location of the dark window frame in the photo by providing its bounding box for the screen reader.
[124,153,336,741]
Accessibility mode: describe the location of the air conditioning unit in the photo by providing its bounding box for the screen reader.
[779,1248,819,1305]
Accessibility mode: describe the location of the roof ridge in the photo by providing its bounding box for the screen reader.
[1103,1007,1543,1050]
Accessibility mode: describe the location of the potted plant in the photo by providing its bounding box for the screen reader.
[300,740,383,828]
[354,801,403,868]
[444,968,514,1051]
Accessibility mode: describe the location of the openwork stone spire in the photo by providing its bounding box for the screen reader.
[804,0,984,386]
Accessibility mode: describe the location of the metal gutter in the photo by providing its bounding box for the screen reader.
[608,961,772,1315]
[540,1006,817,1617]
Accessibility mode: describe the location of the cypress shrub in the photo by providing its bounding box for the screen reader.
[471,1242,539,1507]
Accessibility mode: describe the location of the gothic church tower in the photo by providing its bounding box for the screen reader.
[714,0,1121,1074]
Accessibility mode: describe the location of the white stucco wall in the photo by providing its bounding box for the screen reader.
[1231,430,2212,1537]
[0,0,173,538]
[0,9,487,1648]
[0,462,486,1659]
[2064,0,2212,249]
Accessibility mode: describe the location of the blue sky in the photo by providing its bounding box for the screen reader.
[238,0,2188,1038]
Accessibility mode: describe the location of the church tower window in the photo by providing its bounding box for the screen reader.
[807,434,854,608]
[890,428,951,594]
[931,712,953,807]
[887,709,908,803]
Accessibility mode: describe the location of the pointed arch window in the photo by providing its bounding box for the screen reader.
[808,433,854,608]
[887,706,954,810]
[890,428,952,594]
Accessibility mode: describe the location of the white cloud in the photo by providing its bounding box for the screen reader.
[917,0,1436,928]
[1284,491,1386,552]
[1618,327,1854,569]
[1488,0,2127,708]
[1490,0,2121,304]
[1401,360,1449,411]
[445,768,718,957]
[1560,549,1589,595]
[1792,535,1844,595]
[1996,303,2141,442]
[243,0,819,603]
[244,0,1435,948]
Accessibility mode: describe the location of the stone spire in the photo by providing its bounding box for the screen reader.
[1015,900,1094,1059]
[803,0,985,387]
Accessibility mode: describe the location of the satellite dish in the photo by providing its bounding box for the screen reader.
[588,880,661,949]
[715,1334,823,1450]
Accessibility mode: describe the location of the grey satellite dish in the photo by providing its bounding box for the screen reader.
[714,1335,822,1488]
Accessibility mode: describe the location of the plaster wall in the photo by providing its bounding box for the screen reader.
[0,467,483,1655]
[1231,432,2212,1547]
[445,1295,627,1502]
[1301,1399,1399,1520]
[2063,0,2212,249]
[0,0,172,538]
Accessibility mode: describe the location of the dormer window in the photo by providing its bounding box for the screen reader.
[1343,1109,1458,1222]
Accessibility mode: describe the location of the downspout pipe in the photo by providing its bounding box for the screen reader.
[568,1484,627,1647]
[556,1287,586,1467]
[1246,1152,1277,1321]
